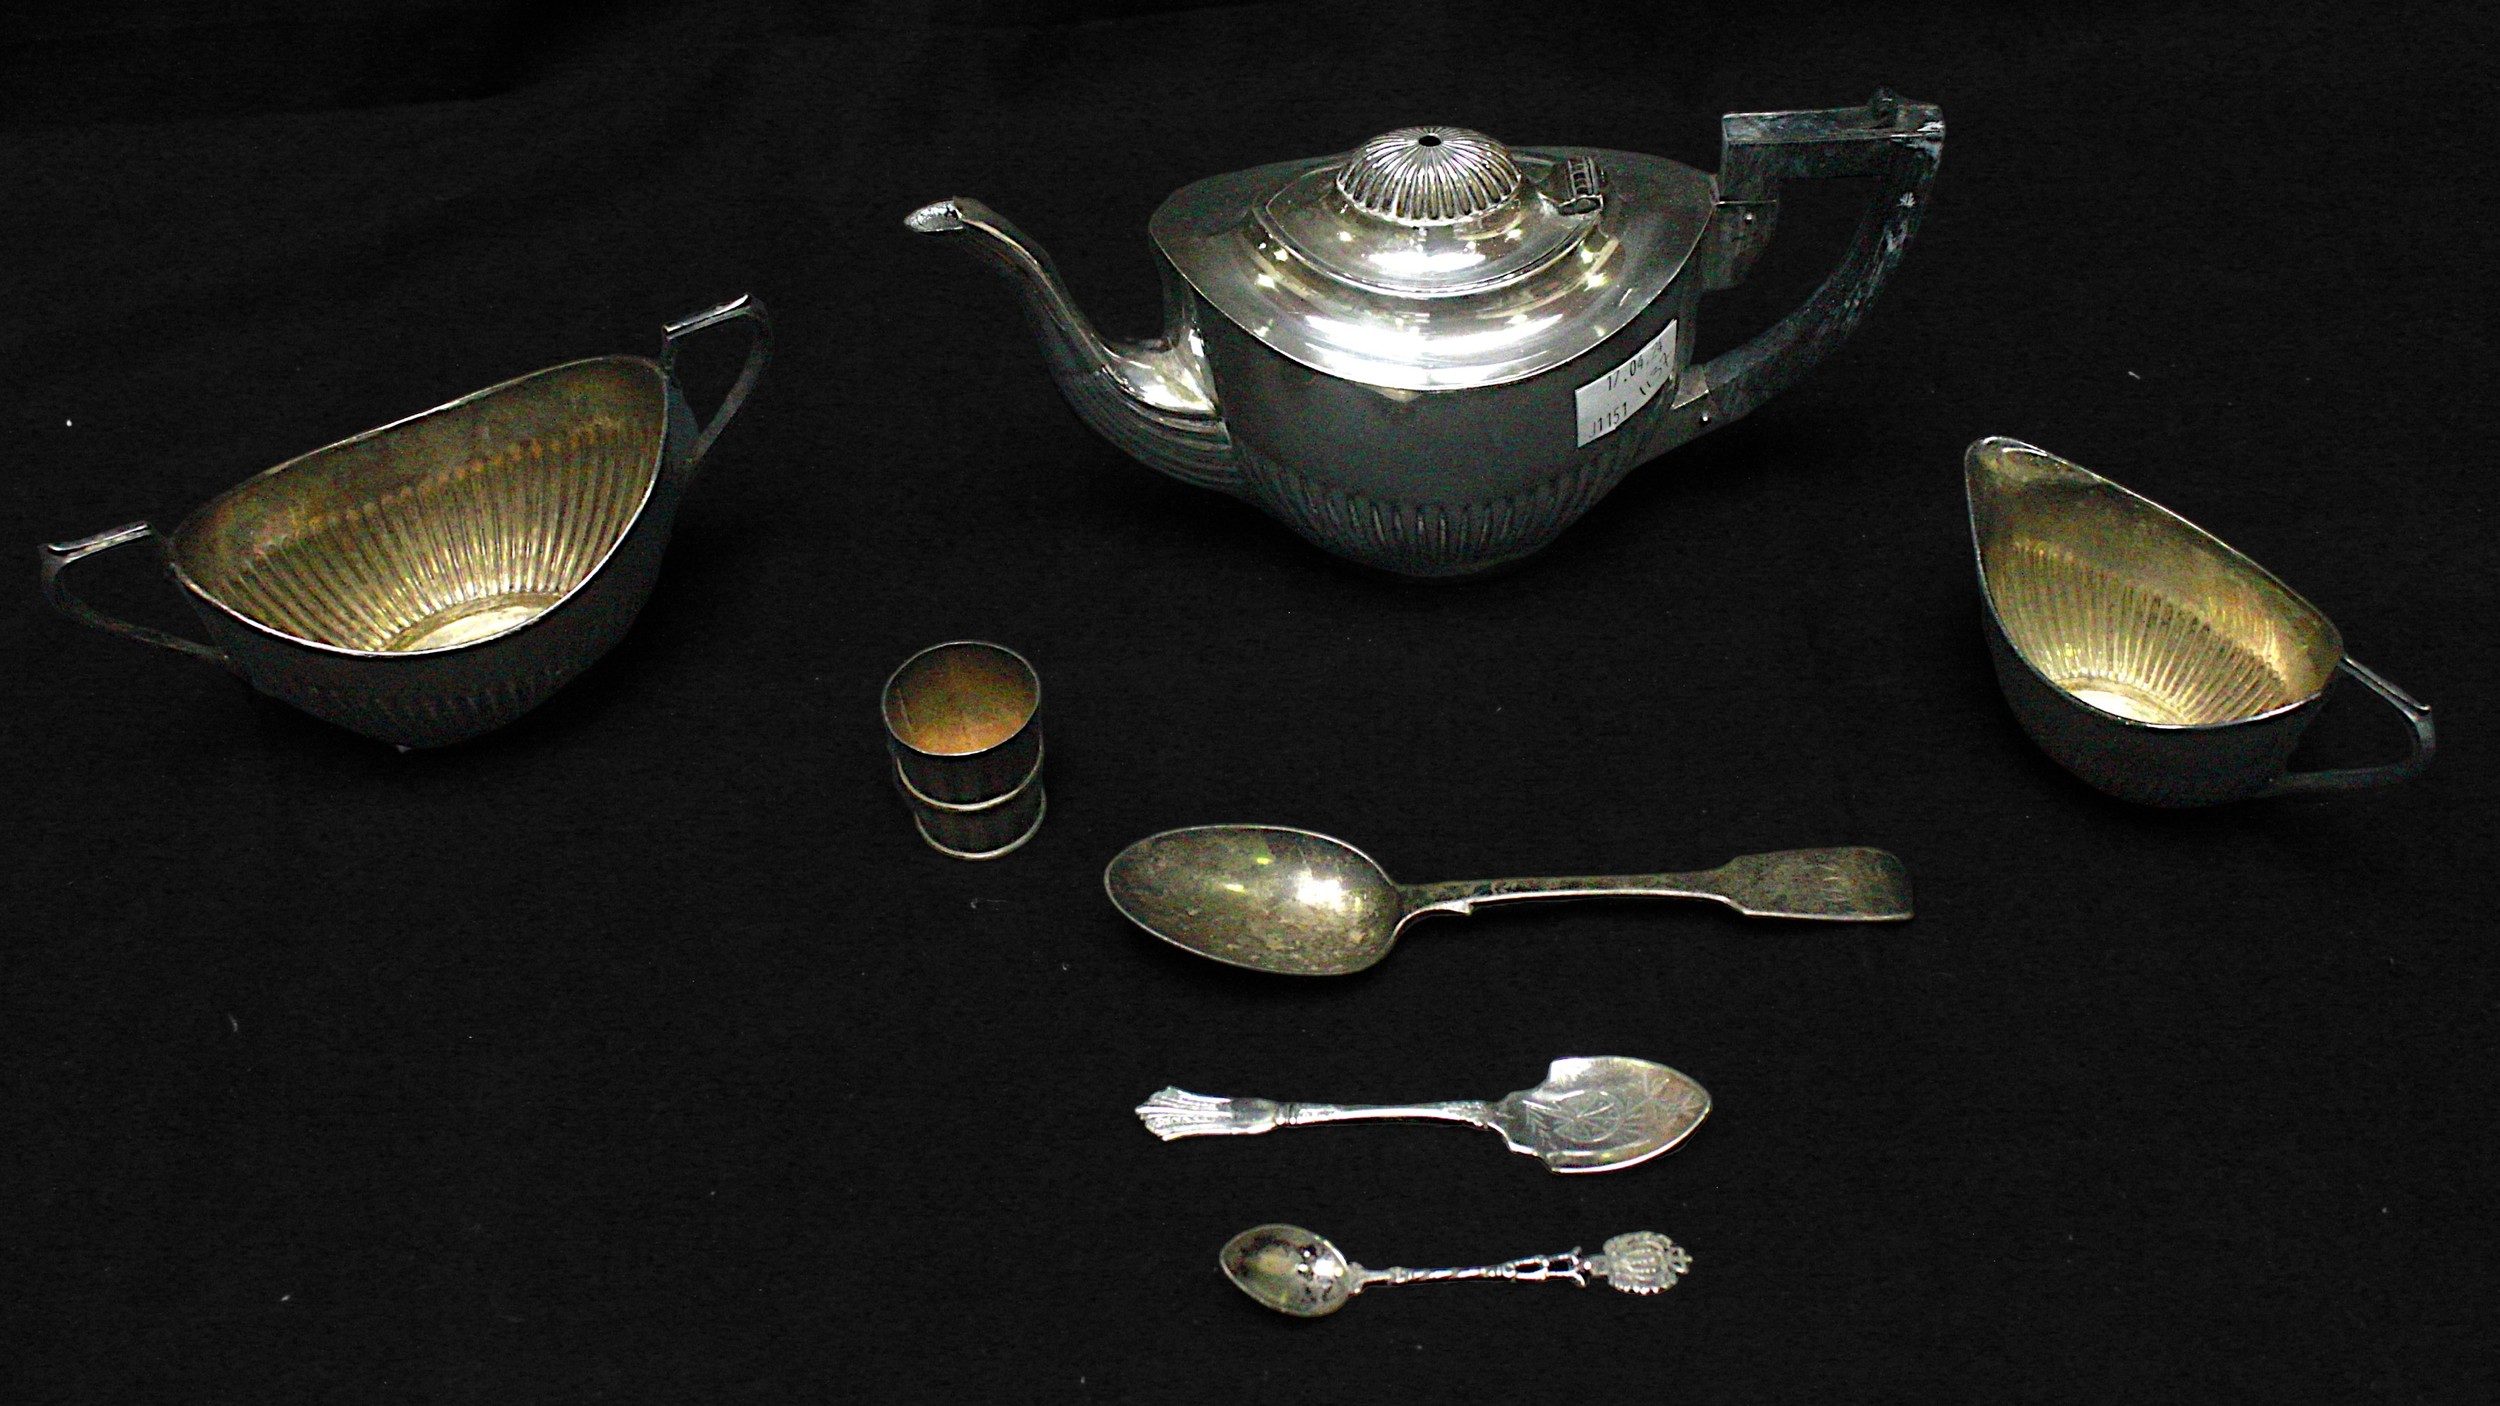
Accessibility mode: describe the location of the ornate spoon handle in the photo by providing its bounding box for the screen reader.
[1358,1232,1691,1297]
[1136,1087,1494,1139]
[1362,1249,1594,1288]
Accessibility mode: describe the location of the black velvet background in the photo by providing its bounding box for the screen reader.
[7,3,2493,1401]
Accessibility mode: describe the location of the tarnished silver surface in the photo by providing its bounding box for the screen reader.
[1136,1055,1711,1174]
[1968,436,2434,805]
[893,754,1047,860]
[907,93,1943,576]
[1219,1224,1690,1318]
[1104,824,1911,976]
[882,641,1044,804]
[881,640,1048,859]
[40,297,770,747]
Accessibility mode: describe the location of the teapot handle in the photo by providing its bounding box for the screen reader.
[40,522,228,664]
[661,293,773,467]
[2256,658,2437,797]
[1690,91,1944,426]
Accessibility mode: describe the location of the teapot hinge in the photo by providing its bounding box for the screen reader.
[1553,156,1606,216]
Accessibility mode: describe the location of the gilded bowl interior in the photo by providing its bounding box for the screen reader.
[170,358,666,654]
[882,643,1039,756]
[1968,440,2341,726]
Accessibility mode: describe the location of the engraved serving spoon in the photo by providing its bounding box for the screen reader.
[1137,1056,1709,1174]
[1220,1223,1691,1318]
[1104,823,1911,975]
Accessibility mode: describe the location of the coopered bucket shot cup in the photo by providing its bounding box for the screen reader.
[39,296,772,747]
[882,641,1046,858]
[1965,436,2434,806]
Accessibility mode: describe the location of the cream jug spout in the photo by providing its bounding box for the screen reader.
[903,198,1238,493]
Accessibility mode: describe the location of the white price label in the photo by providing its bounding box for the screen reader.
[1574,319,1678,447]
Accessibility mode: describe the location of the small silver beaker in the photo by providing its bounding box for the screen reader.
[1966,436,2433,806]
[881,641,1045,858]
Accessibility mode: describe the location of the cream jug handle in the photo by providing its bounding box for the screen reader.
[40,522,227,664]
[2257,658,2436,796]
[1692,91,1944,426]
[660,294,773,467]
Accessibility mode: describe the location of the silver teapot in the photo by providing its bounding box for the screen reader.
[908,93,1942,577]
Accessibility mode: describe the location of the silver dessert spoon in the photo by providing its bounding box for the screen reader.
[1137,1056,1709,1174]
[1220,1224,1691,1318]
[1105,823,1912,975]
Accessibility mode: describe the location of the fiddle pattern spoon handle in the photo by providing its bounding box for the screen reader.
[1400,845,1912,923]
[1357,1232,1691,1297]
[1136,1088,1495,1139]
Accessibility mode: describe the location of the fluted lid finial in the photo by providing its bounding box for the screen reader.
[1334,127,1522,225]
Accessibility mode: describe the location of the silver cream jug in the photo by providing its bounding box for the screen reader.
[908,93,1942,577]
[1965,436,2434,806]
[40,298,770,747]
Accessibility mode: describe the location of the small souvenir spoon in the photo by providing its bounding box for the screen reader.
[1105,823,1911,975]
[1136,1056,1709,1174]
[1220,1224,1691,1318]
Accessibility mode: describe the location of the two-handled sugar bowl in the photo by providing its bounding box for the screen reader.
[1967,436,2433,806]
[909,93,1943,577]
[40,296,771,747]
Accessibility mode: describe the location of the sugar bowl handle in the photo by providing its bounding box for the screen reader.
[39,522,226,664]
[661,293,773,467]
[1695,91,1944,425]
[2258,658,2436,797]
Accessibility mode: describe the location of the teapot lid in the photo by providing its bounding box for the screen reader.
[1277,127,1588,296]
[1150,126,1715,391]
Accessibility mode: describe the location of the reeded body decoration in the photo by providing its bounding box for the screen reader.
[909,94,1943,577]
[1967,436,2433,805]
[41,298,770,747]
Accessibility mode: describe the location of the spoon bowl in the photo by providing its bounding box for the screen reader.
[1105,824,1911,976]
[1219,1224,1358,1318]
[1107,825,1404,975]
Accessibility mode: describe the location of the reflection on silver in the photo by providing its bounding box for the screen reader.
[1104,823,1912,977]
[909,94,1943,575]
[1137,1055,1711,1174]
[1335,127,1522,223]
[40,298,771,746]
[1968,436,2434,805]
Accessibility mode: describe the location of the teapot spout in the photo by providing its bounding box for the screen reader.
[905,198,1238,494]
